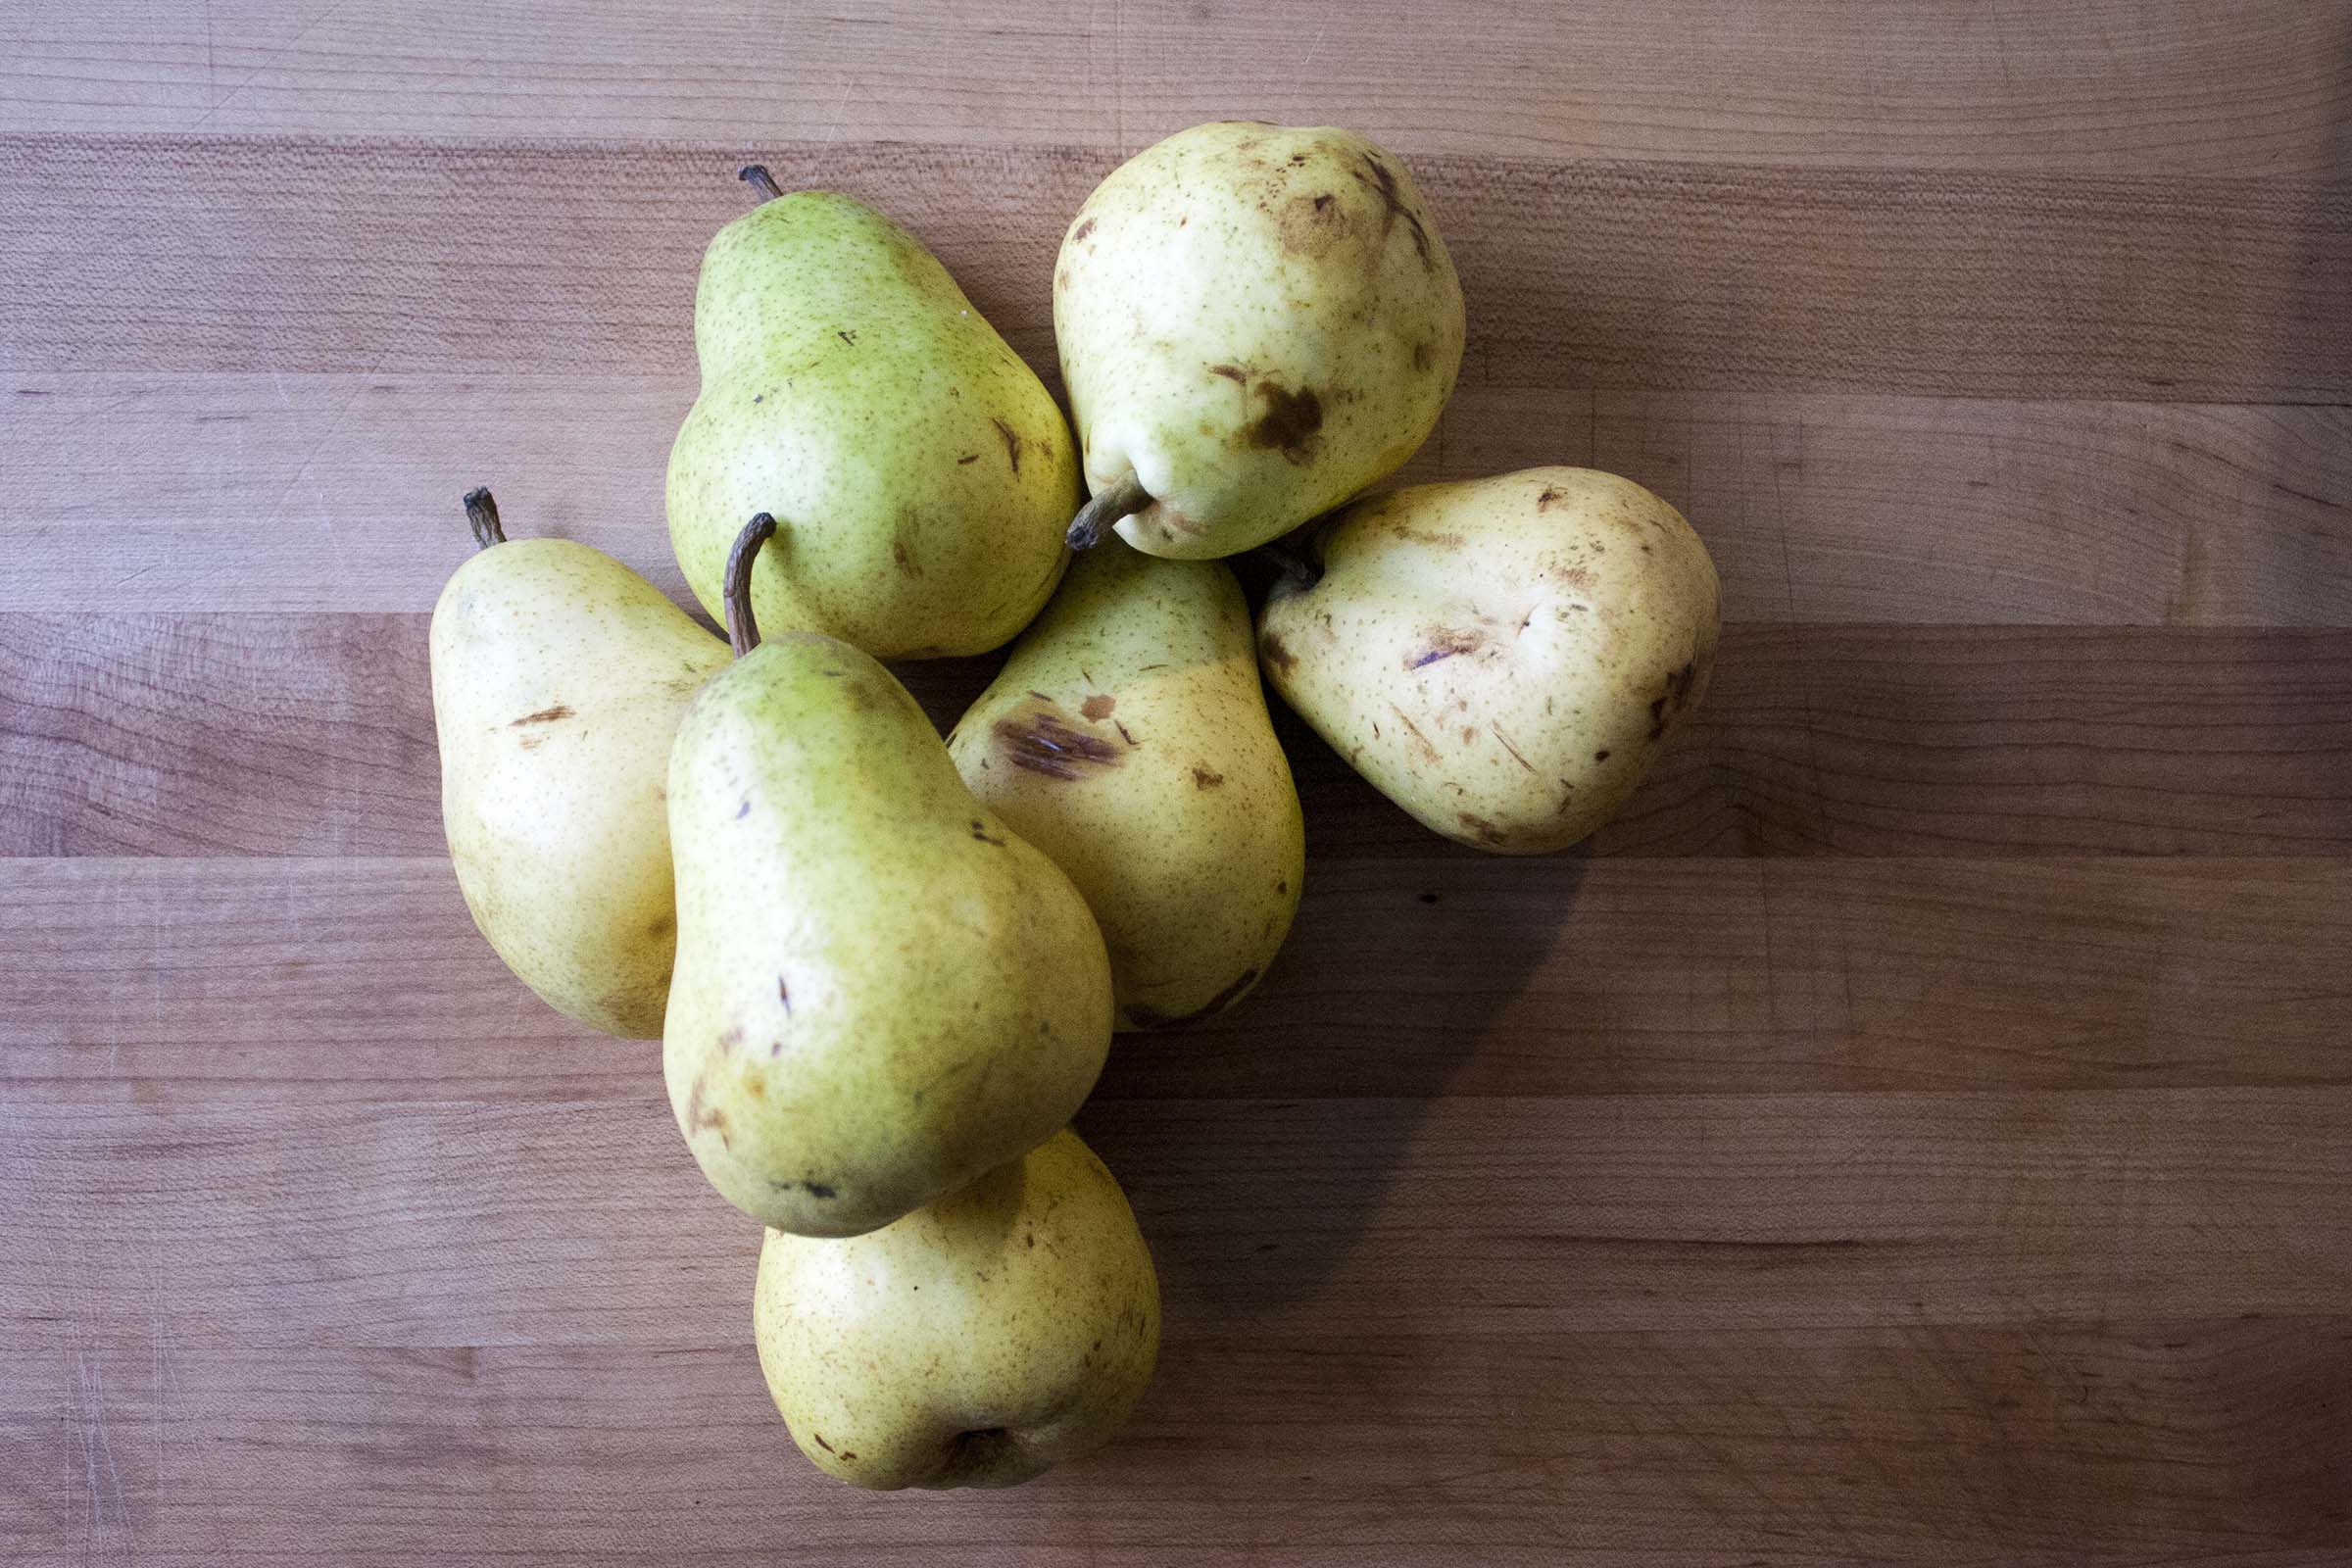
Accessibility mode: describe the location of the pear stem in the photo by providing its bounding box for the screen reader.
[1257,540,1322,591]
[463,487,506,551]
[739,165,784,203]
[725,514,778,659]
[1064,472,1152,552]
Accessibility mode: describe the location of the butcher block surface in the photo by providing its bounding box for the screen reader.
[5,3,2352,1562]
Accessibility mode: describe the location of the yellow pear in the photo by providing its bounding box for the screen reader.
[949,538,1303,1028]
[755,1128,1160,1490]
[667,168,1079,659]
[1055,122,1463,559]
[663,518,1113,1237]
[430,490,728,1036]
[1259,467,1720,854]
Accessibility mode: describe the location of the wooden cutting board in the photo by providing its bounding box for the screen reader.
[4,3,2350,1561]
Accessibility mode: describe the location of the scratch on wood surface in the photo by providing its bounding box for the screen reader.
[72,1349,135,1559]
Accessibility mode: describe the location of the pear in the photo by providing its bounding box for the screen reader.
[948,539,1303,1028]
[666,167,1080,659]
[1258,467,1721,855]
[1055,122,1463,560]
[430,489,728,1037]
[664,516,1113,1237]
[755,1128,1159,1491]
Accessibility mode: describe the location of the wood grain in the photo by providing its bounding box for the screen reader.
[6,135,2349,397]
[6,857,2350,1104]
[5,0,2346,176]
[6,3,2351,1560]
[7,1320,2349,1565]
[8,376,2349,623]
[8,1092,2351,1350]
[8,616,2347,860]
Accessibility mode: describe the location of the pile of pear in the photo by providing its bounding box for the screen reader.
[429,122,1719,1493]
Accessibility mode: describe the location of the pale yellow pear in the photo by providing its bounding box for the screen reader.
[663,519,1113,1237]
[1055,122,1463,559]
[948,538,1303,1028]
[1258,467,1721,854]
[667,170,1079,659]
[755,1128,1159,1490]
[430,490,728,1037]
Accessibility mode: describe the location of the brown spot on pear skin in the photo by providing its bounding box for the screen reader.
[1537,486,1564,510]
[1348,152,1435,269]
[1242,384,1323,464]
[992,417,1023,473]
[892,537,923,577]
[1491,726,1536,771]
[1191,765,1225,789]
[957,453,979,465]
[1258,630,1298,674]
[1276,189,1349,259]
[1071,217,1097,243]
[1081,693,1116,720]
[716,1025,745,1054]
[1405,628,1483,669]
[1208,363,1249,383]
[1124,967,1260,1029]
[1412,340,1435,372]
[1390,705,1441,762]
[509,705,572,727]
[683,1075,730,1148]
[994,699,1126,780]
[1456,812,1508,846]
[1594,749,1611,762]
[1648,659,1700,740]
[744,1077,766,1100]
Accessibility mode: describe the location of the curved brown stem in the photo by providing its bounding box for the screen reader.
[1064,471,1152,551]
[739,165,784,203]
[463,487,506,551]
[725,514,778,658]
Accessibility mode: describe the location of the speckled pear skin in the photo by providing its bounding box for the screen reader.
[667,190,1079,659]
[1259,467,1721,855]
[947,539,1303,1029]
[431,538,729,1038]
[1054,122,1463,560]
[755,1128,1160,1491]
[663,631,1113,1237]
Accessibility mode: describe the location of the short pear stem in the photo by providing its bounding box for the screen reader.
[739,165,784,202]
[725,514,778,658]
[1065,472,1152,551]
[463,487,506,551]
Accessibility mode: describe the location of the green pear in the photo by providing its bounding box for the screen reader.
[1054,122,1463,560]
[664,517,1113,1237]
[947,539,1303,1028]
[1258,467,1721,855]
[666,167,1080,659]
[755,1127,1159,1491]
[430,489,728,1037]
